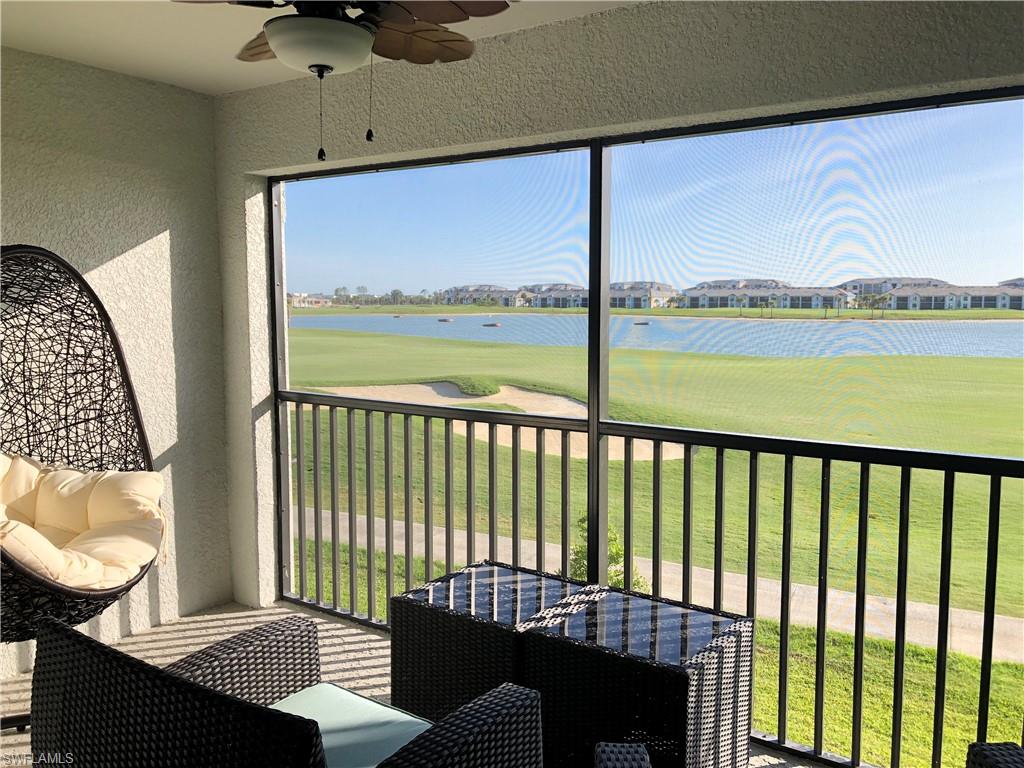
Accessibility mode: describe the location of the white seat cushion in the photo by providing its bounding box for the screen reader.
[0,453,164,590]
[0,454,44,524]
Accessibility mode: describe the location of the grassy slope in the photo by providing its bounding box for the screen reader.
[292,304,1024,321]
[289,328,1024,456]
[287,329,1024,615]
[294,541,1024,768]
[289,410,1023,616]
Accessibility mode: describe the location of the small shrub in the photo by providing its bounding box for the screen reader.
[566,515,650,592]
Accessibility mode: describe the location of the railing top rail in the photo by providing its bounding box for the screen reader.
[279,390,1023,476]
[600,420,1024,477]
[278,389,588,432]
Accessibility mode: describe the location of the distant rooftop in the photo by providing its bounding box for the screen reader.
[889,285,1024,297]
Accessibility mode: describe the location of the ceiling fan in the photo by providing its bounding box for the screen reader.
[183,1,509,157]
[186,1,510,71]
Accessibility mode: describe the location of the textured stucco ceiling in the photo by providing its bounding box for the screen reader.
[0,0,634,95]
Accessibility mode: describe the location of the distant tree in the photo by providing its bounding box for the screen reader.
[389,289,404,305]
[861,293,889,319]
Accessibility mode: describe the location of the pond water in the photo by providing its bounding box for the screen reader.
[290,313,1024,358]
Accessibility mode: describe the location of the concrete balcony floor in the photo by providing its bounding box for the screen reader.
[0,602,812,767]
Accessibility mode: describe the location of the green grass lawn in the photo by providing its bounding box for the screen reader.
[289,409,1024,616]
[293,541,1024,768]
[292,303,1024,322]
[286,330,1024,615]
[289,328,1024,456]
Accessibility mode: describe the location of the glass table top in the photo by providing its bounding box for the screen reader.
[406,563,741,663]
[522,590,739,665]
[404,563,586,627]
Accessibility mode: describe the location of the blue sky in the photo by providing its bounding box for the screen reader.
[283,99,1023,294]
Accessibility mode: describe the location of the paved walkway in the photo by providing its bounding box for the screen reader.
[297,510,1024,663]
[0,601,801,767]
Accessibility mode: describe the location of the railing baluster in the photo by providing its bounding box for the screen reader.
[424,417,433,581]
[512,425,521,567]
[977,475,1002,743]
[852,462,870,766]
[779,453,794,744]
[295,403,306,600]
[623,437,634,591]
[445,419,454,573]
[466,421,475,564]
[365,411,376,621]
[653,440,663,597]
[383,412,394,607]
[714,446,725,610]
[746,451,759,617]
[561,430,571,576]
[536,427,545,571]
[277,399,294,603]
[489,423,498,560]
[891,466,912,768]
[347,409,358,613]
[403,414,413,591]
[932,471,955,768]
[814,458,831,754]
[682,443,693,604]
[312,405,324,605]
[330,407,340,610]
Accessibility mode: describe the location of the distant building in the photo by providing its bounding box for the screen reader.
[288,292,332,308]
[692,279,791,291]
[526,283,588,308]
[443,285,532,306]
[679,285,852,310]
[609,281,676,309]
[837,277,948,296]
[999,277,1024,288]
[886,285,1024,310]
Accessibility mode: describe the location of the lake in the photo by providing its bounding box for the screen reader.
[290,314,1024,358]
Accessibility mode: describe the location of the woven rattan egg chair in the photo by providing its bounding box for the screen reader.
[1,244,157,730]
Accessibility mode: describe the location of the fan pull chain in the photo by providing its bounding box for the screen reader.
[366,55,375,142]
[317,68,326,162]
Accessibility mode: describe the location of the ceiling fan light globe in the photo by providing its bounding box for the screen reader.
[263,15,372,75]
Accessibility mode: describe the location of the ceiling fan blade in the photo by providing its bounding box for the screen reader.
[357,2,416,24]
[237,30,277,61]
[372,19,474,64]
[449,2,509,18]
[173,0,283,5]
[390,1,508,25]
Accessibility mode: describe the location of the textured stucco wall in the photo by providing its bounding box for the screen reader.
[0,48,233,674]
[2,2,1021,632]
[214,0,1023,607]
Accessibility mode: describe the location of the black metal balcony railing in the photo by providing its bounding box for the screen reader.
[274,388,1023,768]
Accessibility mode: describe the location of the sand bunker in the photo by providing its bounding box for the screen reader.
[323,383,684,461]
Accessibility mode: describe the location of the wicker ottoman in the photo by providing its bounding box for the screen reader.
[519,589,753,768]
[389,561,589,721]
[391,562,753,768]
[967,743,1024,768]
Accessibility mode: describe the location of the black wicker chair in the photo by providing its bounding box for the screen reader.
[31,616,544,768]
[1,244,160,730]
[967,743,1024,768]
[593,743,652,768]
[1,244,156,638]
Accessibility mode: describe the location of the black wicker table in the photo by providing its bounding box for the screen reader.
[390,561,753,768]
